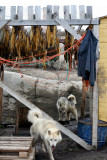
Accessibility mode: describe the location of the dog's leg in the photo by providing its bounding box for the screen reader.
[42,142,46,152]
[72,107,78,122]
[67,112,71,121]
[58,110,62,120]
[65,111,68,121]
[43,139,55,160]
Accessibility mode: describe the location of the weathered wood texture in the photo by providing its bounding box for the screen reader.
[99,17,107,122]
[0,5,99,26]
[55,19,82,40]
[7,19,99,26]
[28,6,34,20]
[0,137,35,160]
[11,6,16,20]
[92,25,99,147]
[0,64,4,124]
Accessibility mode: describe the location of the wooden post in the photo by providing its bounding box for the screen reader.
[64,6,69,19]
[0,6,5,124]
[71,5,77,19]
[28,6,34,20]
[78,5,85,33]
[92,25,99,148]
[81,80,86,118]
[79,5,86,118]
[81,6,93,118]
[11,6,16,20]
[79,5,85,19]
[0,62,4,124]
[86,6,92,19]
[0,6,5,20]
[17,6,23,20]
[35,6,41,20]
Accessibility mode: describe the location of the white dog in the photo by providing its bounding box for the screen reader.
[56,94,78,122]
[27,109,62,160]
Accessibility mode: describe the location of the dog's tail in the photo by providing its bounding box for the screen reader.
[27,109,43,124]
[68,94,76,104]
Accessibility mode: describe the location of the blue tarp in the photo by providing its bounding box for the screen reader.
[78,30,98,86]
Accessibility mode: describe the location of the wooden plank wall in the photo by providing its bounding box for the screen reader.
[99,17,107,122]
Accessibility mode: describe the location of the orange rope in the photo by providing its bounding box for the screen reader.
[0,33,86,88]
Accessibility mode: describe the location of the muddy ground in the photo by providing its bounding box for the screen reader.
[0,123,107,160]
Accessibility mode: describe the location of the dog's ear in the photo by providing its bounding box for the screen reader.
[48,130,51,135]
[56,130,60,135]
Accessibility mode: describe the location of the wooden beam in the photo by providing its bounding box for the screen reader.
[64,6,69,19]
[79,5,85,19]
[17,6,23,20]
[6,19,99,26]
[71,5,77,19]
[35,6,41,20]
[53,6,59,19]
[0,6,5,20]
[55,19,82,40]
[28,6,34,20]
[0,20,10,30]
[43,7,47,19]
[47,5,52,19]
[81,80,86,118]
[0,63,4,124]
[92,25,99,148]
[0,81,93,150]
[11,6,16,20]
[86,6,93,19]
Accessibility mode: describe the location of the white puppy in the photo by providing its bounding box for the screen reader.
[56,94,78,122]
[28,109,62,160]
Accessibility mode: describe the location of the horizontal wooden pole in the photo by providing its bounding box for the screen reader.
[0,19,99,26]
[0,81,93,150]
[0,20,11,30]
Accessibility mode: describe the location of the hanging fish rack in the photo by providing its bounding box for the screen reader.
[0,5,99,65]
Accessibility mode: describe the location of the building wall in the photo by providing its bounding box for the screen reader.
[98,17,107,122]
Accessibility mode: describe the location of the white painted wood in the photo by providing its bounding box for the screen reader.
[47,5,52,19]
[92,25,99,148]
[28,6,34,20]
[0,6,5,20]
[55,19,82,40]
[43,7,47,19]
[79,5,85,19]
[53,6,59,19]
[35,6,41,20]
[11,6,16,20]
[17,6,23,20]
[64,6,69,19]
[71,5,77,19]
[86,6,93,19]
[0,81,93,150]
